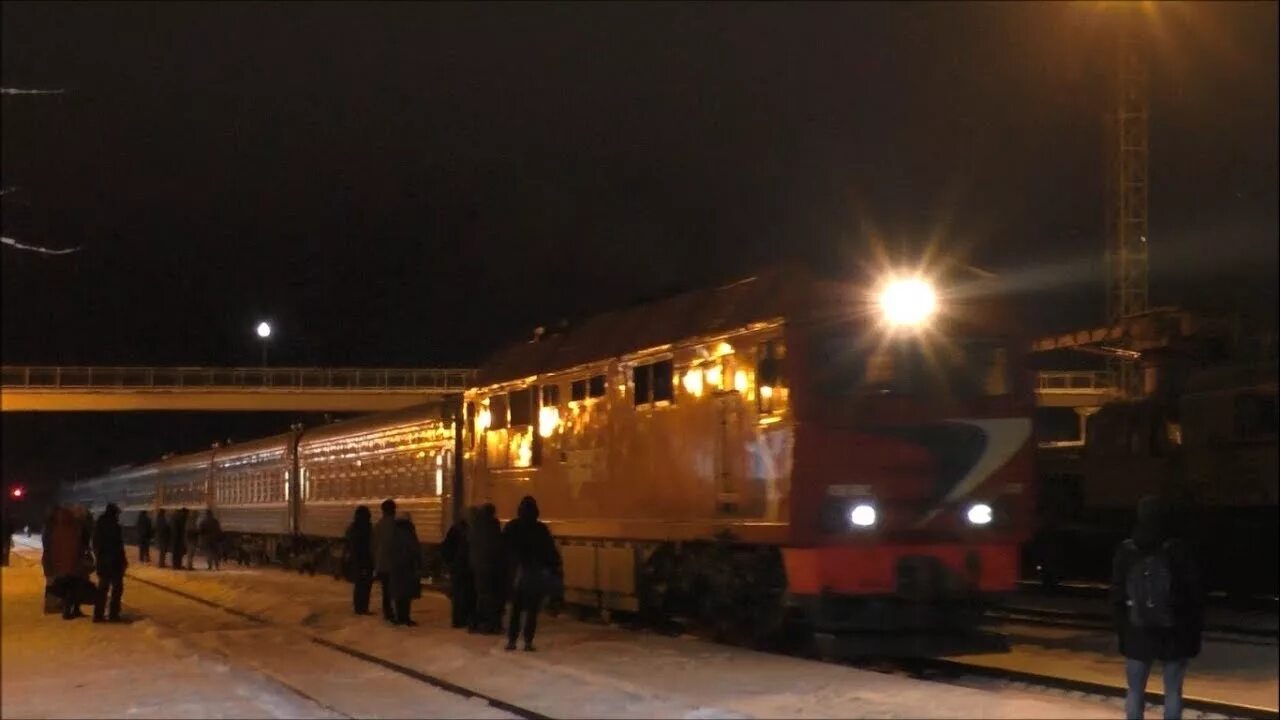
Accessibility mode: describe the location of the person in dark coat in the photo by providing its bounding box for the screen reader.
[388,513,422,626]
[440,508,474,629]
[198,510,223,570]
[343,506,375,615]
[468,503,504,634]
[170,508,188,570]
[501,496,562,651]
[92,503,128,622]
[154,509,171,568]
[1111,495,1204,720]
[45,506,90,619]
[184,508,200,569]
[373,499,398,622]
[135,510,153,564]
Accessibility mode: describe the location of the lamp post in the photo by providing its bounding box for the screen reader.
[256,321,272,367]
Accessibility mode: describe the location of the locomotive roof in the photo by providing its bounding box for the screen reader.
[477,266,826,386]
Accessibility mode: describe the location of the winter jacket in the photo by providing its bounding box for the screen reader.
[467,505,503,574]
[154,512,171,547]
[198,513,222,550]
[388,517,422,599]
[373,514,397,575]
[1110,496,1204,661]
[502,497,561,594]
[343,510,374,579]
[136,513,154,545]
[46,508,87,579]
[441,517,471,573]
[92,507,128,578]
[170,511,188,552]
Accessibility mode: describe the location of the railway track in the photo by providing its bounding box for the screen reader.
[988,604,1279,645]
[124,572,547,720]
[891,658,1279,720]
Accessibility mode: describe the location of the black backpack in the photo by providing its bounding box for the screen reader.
[1124,539,1176,628]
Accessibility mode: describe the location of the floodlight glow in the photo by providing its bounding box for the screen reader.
[966,503,993,526]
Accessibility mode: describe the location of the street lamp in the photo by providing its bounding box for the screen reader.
[256,321,272,367]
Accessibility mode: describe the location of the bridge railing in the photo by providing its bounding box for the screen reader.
[1035,370,1117,393]
[1,366,476,392]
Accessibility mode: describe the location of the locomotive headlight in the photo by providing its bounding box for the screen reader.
[877,276,937,328]
[849,503,877,528]
[966,502,993,526]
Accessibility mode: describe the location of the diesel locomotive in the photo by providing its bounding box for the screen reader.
[63,265,1036,643]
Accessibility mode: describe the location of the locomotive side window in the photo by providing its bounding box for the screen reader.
[588,374,607,398]
[653,360,674,402]
[632,360,674,406]
[570,379,588,402]
[489,393,510,430]
[509,388,534,427]
[757,340,788,414]
[633,365,652,405]
[541,384,560,407]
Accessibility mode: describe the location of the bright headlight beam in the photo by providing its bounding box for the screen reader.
[966,503,993,526]
[849,503,877,528]
[878,277,937,328]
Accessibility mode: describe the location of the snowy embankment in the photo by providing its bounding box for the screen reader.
[4,537,1125,719]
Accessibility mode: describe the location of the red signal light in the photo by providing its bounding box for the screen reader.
[9,487,22,499]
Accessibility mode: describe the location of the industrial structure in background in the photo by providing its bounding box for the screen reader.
[1028,6,1278,596]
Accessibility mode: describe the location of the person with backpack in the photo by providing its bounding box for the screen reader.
[501,496,562,652]
[1110,495,1204,720]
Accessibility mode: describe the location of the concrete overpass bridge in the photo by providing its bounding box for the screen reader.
[0,366,474,412]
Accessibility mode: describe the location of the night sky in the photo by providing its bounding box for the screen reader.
[2,2,1276,505]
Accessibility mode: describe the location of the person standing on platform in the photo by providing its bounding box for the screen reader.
[389,512,422,626]
[501,496,561,652]
[184,509,200,570]
[343,506,375,615]
[372,499,398,623]
[468,503,503,634]
[46,506,88,619]
[441,507,474,629]
[1111,495,1204,720]
[170,508,188,570]
[135,510,153,564]
[92,503,127,623]
[199,509,222,570]
[154,509,171,568]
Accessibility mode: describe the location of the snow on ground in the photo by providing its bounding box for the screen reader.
[3,536,1133,719]
[1,549,339,719]
[955,617,1280,713]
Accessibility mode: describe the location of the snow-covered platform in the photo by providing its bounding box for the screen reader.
[2,538,1267,719]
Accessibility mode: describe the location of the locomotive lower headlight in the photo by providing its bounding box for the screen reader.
[966,503,993,526]
[849,503,877,528]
